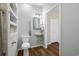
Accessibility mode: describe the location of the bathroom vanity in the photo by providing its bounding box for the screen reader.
[30,13,44,47]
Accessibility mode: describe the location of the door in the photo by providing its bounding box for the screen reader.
[8,41,17,56]
[8,34,17,56]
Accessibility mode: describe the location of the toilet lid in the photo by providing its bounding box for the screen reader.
[22,43,30,49]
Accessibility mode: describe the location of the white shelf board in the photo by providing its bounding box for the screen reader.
[10,7,17,19]
[10,21,17,26]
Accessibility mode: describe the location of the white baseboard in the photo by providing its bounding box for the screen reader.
[42,42,58,49]
[30,44,43,48]
[17,48,22,51]
[48,42,51,45]
[48,41,59,45]
[43,45,47,48]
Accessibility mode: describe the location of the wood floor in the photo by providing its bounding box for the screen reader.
[17,42,59,56]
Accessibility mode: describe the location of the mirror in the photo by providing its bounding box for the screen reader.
[33,13,41,30]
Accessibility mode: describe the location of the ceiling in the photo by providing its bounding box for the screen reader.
[31,3,45,7]
[29,3,45,7]
[30,3,56,8]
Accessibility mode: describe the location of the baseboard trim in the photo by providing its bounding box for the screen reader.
[30,44,43,48]
[48,42,59,45]
[43,45,47,48]
[17,48,22,51]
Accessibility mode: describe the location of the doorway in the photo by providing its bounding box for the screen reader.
[44,4,61,56]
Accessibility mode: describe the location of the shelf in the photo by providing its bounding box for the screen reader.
[10,3,17,14]
[10,3,17,9]
[9,3,17,36]
[10,7,17,19]
[10,21,17,26]
[10,32,17,36]
[10,24,17,33]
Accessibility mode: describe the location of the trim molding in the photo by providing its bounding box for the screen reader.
[30,44,43,48]
[45,4,59,14]
[44,3,62,56]
[59,3,62,56]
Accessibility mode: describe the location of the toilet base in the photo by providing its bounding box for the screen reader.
[23,49,29,56]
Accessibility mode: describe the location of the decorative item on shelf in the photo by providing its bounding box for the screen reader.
[10,27,16,33]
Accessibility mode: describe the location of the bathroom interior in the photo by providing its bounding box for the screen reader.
[0,3,60,56]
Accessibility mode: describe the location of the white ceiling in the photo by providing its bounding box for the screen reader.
[30,3,56,8]
[31,3,45,7]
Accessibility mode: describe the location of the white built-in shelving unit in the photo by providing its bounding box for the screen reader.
[0,3,18,56]
[9,3,17,33]
[7,3,18,56]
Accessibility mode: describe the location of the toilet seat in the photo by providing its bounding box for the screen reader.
[21,35,30,56]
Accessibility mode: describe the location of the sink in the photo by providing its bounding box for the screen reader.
[34,33,43,36]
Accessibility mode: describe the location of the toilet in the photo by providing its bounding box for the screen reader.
[21,35,30,56]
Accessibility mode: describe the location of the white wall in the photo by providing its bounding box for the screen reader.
[17,3,42,49]
[61,4,79,56]
[30,6,43,47]
[50,19,59,42]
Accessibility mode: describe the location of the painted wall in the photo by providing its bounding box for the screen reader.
[17,4,42,49]
[61,4,79,56]
[29,6,43,47]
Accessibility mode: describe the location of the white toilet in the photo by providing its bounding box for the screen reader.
[21,35,30,56]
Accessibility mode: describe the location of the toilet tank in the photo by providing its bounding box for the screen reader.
[22,36,30,43]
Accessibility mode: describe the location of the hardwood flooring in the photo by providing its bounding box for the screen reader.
[17,42,59,56]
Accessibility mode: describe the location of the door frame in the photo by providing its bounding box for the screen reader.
[44,3,61,56]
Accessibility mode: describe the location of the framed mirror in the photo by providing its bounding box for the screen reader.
[33,13,41,30]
